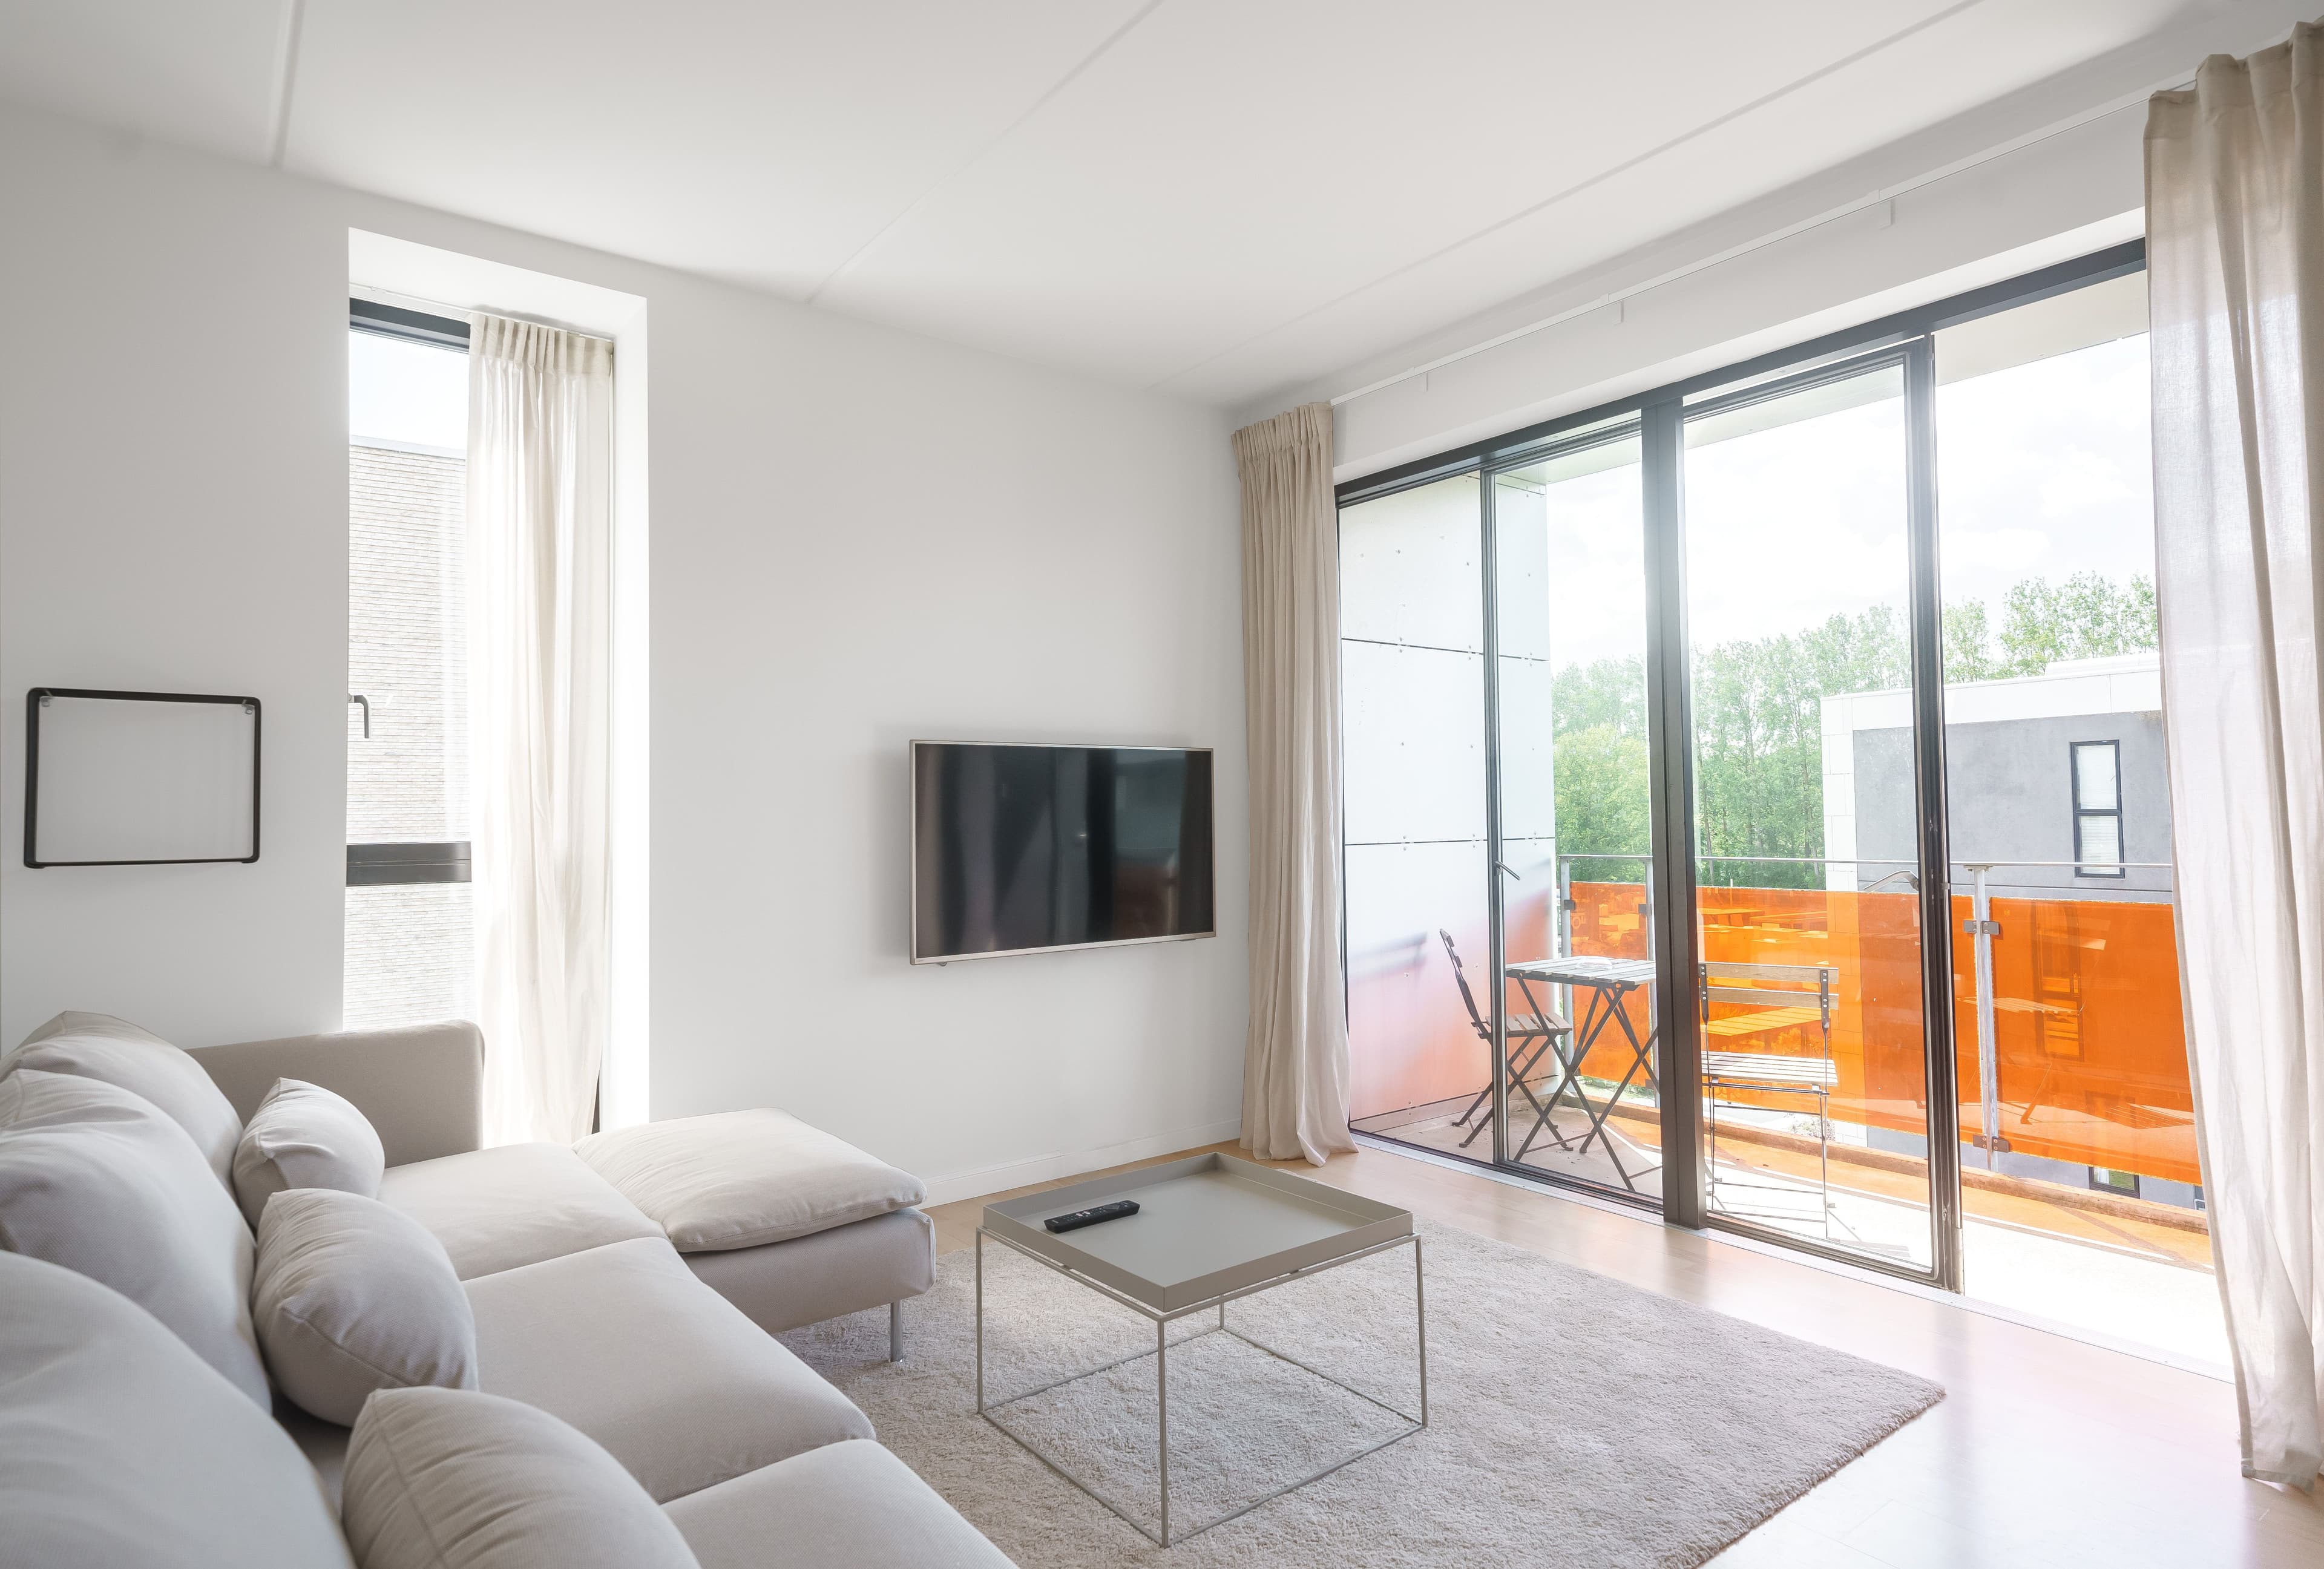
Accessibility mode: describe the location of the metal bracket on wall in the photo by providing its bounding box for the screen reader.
[348,693,370,738]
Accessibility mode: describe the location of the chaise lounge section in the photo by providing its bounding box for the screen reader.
[191,1020,937,1360]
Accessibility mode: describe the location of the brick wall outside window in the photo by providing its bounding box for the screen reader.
[345,442,473,1029]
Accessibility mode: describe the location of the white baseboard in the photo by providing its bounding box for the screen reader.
[920,1118,1244,1208]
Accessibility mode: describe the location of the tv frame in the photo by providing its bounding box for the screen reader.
[908,738,1217,965]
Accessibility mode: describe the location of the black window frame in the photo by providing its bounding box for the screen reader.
[1331,237,2148,1296]
[2070,739,2126,879]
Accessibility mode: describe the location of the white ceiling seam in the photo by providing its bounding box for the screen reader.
[804,0,1171,306]
[265,0,303,169]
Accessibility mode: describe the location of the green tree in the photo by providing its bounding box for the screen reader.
[1942,599,2005,683]
[1551,655,1647,739]
[1995,571,2158,673]
[1543,574,2156,891]
[1550,723,1650,875]
[1688,606,1909,888]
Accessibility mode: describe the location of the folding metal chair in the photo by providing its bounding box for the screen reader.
[1442,929,1569,1151]
[1699,960,1840,1234]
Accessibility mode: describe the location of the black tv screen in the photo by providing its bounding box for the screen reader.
[911,742,1215,962]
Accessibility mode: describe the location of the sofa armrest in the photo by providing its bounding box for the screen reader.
[189,1020,483,1167]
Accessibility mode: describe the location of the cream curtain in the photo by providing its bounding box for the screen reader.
[467,314,614,1146]
[2148,23,2324,1487]
[1234,403,1355,1165]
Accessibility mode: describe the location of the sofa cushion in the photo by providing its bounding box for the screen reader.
[254,1188,479,1426]
[344,1388,698,1569]
[685,1207,934,1336]
[6,1010,242,1187]
[233,1078,388,1230]
[665,1440,1011,1569]
[0,1067,270,1407]
[576,1108,926,1252]
[0,1249,353,1568]
[379,1143,661,1279]
[464,1236,873,1502]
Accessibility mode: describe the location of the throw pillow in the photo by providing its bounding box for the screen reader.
[342,1387,700,1569]
[4,1011,242,1187]
[0,1068,270,1406]
[232,1077,388,1230]
[0,1250,352,1568]
[252,1187,478,1426]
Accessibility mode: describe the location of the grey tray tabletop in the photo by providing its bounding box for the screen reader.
[982,1152,1414,1314]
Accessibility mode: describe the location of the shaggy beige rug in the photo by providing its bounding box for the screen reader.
[781,1220,1941,1567]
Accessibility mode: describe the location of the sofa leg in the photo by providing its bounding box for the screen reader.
[888,1299,904,1363]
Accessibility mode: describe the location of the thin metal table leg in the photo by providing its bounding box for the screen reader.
[1157,1316,1171,1546]
[1414,1235,1429,1428]
[974,1230,985,1414]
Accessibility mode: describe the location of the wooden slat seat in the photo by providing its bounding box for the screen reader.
[1702,1004,1825,1040]
[1701,1050,1839,1088]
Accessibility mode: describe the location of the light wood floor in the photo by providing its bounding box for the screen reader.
[928,1139,2320,1568]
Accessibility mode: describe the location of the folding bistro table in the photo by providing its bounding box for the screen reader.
[1501,954,1660,1190]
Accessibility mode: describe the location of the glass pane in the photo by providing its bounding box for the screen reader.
[346,327,473,1029]
[2073,742,2119,811]
[1491,436,1663,1198]
[1936,273,2222,1363]
[1341,474,1494,1154]
[1684,361,1936,1271]
[344,883,474,1029]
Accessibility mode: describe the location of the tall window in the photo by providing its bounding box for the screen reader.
[345,300,473,1029]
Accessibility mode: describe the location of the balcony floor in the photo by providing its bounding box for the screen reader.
[1353,1091,2227,1366]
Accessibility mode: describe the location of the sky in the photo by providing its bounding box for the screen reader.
[349,329,468,452]
[1530,332,2155,669]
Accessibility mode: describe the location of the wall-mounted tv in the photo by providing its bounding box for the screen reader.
[911,741,1215,963]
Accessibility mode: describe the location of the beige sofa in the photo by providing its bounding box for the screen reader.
[0,1014,1011,1568]
[193,1022,937,1360]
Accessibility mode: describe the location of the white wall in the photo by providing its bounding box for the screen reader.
[0,102,1247,1199]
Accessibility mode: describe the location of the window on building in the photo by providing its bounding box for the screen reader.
[2070,739,2125,878]
[346,298,473,1029]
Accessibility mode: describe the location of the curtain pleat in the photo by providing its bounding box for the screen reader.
[467,314,614,1147]
[1234,403,1356,1165]
[2147,22,2324,1487]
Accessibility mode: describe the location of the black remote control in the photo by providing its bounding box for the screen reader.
[1044,1199,1140,1234]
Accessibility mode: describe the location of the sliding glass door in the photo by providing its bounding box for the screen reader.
[1679,355,1943,1272]
[1336,246,2175,1302]
[1488,426,1665,1199]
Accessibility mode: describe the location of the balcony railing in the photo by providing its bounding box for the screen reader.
[1350,854,2194,1193]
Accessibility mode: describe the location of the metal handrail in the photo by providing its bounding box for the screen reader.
[1551,850,2171,870]
[1541,849,2174,1174]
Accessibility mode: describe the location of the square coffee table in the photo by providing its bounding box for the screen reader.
[977,1152,1426,1545]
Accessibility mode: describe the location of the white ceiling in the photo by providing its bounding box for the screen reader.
[0,1,2293,405]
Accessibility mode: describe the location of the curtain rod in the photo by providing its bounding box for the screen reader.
[349,283,615,347]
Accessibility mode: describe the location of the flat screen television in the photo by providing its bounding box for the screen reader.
[911,741,1215,963]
